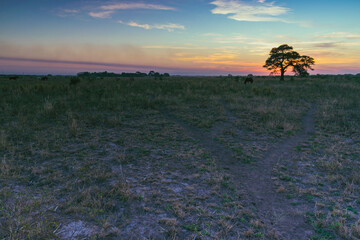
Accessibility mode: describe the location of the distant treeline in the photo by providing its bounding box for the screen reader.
[76,71,170,78]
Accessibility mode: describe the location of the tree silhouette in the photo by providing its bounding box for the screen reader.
[292,55,315,77]
[263,44,315,81]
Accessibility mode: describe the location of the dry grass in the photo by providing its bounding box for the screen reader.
[0,74,359,239]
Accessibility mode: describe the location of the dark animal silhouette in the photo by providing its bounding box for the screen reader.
[41,76,48,81]
[244,77,253,84]
[9,76,18,80]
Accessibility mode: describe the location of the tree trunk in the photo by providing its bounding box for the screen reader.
[280,69,285,81]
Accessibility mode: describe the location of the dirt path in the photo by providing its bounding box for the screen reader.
[163,103,316,239]
[235,105,316,239]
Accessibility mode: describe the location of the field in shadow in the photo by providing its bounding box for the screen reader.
[0,75,359,239]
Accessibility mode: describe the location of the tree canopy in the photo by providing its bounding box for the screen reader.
[263,44,315,80]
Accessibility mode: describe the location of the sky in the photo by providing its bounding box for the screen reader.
[1,0,360,75]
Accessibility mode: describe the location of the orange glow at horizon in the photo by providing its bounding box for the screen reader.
[0,57,269,75]
[1,40,360,75]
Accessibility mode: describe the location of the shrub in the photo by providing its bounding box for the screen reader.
[69,77,81,86]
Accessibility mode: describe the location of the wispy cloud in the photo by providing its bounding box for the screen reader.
[143,45,204,50]
[119,21,185,32]
[56,8,79,17]
[318,32,360,40]
[100,3,175,11]
[210,34,253,44]
[89,11,114,18]
[63,9,78,14]
[88,2,175,19]
[313,42,339,48]
[210,0,290,22]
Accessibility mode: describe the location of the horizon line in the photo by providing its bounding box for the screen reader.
[1,56,359,76]
[0,56,259,74]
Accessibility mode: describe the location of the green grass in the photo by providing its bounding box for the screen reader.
[1,74,359,239]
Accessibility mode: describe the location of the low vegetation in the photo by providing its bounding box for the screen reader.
[0,74,359,239]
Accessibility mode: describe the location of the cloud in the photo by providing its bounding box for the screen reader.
[89,11,114,18]
[0,41,146,64]
[0,56,150,69]
[56,8,79,17]
[88,2,175,19]
[143,45,203,50]
[313,42,339,48]
[202,33,223,37]
[210,34,253,44]
[210,0,290,22]
[274,35,299,41]
[63,9,78,14]
[100,3,175,11]
[318,32,360,40]
[120,21,185,32]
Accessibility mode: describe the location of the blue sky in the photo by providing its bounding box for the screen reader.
[1,0,360,75]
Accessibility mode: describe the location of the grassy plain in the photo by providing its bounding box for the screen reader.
[0,74,359,239]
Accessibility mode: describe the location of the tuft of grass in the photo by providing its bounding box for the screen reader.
[69,118,78,137]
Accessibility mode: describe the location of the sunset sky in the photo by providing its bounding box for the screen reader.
[1,0,360,75]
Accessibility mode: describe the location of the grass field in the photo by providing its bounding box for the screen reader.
[0,75,359,239]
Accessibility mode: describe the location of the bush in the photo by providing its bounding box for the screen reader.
[69,77,81,86]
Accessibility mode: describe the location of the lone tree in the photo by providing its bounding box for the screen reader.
[263,44,315,81]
